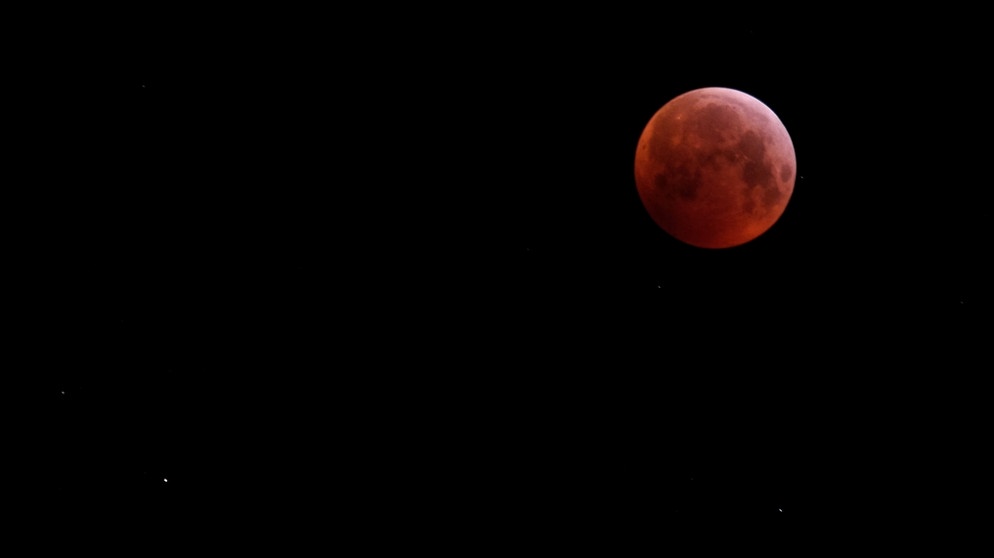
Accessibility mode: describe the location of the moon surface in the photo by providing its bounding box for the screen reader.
[635,87,796,249]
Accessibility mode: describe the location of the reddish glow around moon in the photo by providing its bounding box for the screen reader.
[635,87,796,249]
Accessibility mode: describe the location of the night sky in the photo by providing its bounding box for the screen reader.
[36,9,990,544]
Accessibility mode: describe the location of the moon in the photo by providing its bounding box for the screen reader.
[634,87,796,249]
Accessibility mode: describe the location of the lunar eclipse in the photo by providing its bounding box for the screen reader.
[635,87,796,249]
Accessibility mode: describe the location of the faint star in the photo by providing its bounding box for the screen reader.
[163,478,168,483]
[779,508,783,512]
[61,391,65,395]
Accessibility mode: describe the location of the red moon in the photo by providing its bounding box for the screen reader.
[634,87,796,249]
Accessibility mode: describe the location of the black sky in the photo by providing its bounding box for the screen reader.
[34,9,990,544]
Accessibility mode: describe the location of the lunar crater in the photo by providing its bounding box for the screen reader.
[735,130,773,189]
[779,163,793,182]
[691,103,742,146]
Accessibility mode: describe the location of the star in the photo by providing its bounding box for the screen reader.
[163,478,168,483]
[779,508,782,512]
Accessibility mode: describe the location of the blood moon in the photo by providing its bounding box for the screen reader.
[634,87,796,249]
